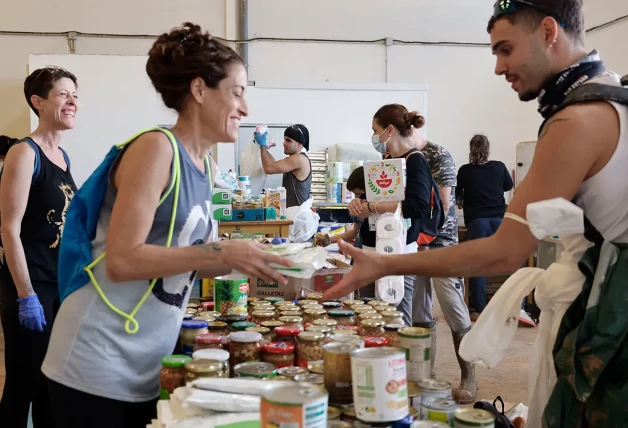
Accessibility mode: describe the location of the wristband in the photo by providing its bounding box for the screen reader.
[367,202,373,214]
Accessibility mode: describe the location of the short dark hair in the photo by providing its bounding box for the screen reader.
[487,0,585,43]
[0,135,19,157]
[373,104,425,138]
[469,134,490,164]
[24,67,78,117]
[147,22,244,112]
[347,166,365,193]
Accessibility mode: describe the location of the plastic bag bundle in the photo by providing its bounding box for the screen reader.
[266,242,328,278]
[286,198,320,243]
[240,124,269,196]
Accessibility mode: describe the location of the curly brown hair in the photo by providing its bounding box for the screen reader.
[469,134,490,164]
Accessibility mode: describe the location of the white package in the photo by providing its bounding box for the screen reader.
[376,216,404,239]
[376,276,405,305]
[267,244,328,278]
[189,378,291,395]
[184,389,260,412]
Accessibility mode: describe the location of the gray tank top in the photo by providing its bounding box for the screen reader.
[282,152,312,207]
[42,134,214,402]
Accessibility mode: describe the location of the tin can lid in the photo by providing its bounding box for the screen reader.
[184,358,222,373]
[192,348,229,361]
[294,373,324,384]
[229,331,263,343]
[398,326,431,338]
[274,325,301,336]
[234,361,277,376]
[232,321,256,331]
[365,336,389,347]
[328,309,355,317]
[361,319,385,328]
[298,331,325,341]
[309,363,324,374]
[195,333,222,344]
[263,341,296,354]
[384,323,406,331]
[181,320,208,329]
[277,366,309,377]
[161,354,192,368]
[454,408,496,424]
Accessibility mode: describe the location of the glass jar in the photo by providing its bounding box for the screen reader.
[199,311,222,319]
[231,321,256,332]
[193,333,224,352]
[278,316,304,331]
[159,355,191,399]
[322,301,342,311]
[297,299,318,307]
[360,319,386,337]
[206,321,230,336]
[279,310,302,319]
[247,326,271,345]
[262,342,296,368]
[199,301,215,312]
[354,308,378,324]
[327,309,355,326]
[335,325,360,334]
[193,316,216,323]
[191,348,229,377]
[247,297,260,306]
[374,305,393,313]
[275,300,297,309]
[249,301,274,315]
[302,304,324,311]
[229,331,263,372]
[381,310,405,325]
[180,320,209,356]
[364,336,389,348]
[184,308,198,316]
[303,309,327,325]
[331,329,358,337]
[305,291,323,301]
[383,324,405,347]
[342,300,364,309]
[306,325,332,343]
[261,320,284,341]
[184,358,223,382]
[323,342,359,405]
[251,310,275,325]
[313,318,338,328]
[296,332,325,368]
[274,325,301,346]
[218,314,248,327]
[264,297,284,305]
[359,312,383,323]
[367,300,389,307]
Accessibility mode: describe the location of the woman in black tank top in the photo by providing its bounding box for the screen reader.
[0,67,79,428]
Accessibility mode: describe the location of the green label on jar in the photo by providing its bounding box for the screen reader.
[215,277,249,316]
[159,388,170,400]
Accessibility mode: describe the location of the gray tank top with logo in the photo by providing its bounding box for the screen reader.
[42,134,213,402]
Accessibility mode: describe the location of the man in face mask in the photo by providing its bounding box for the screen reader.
[257,124,312,208]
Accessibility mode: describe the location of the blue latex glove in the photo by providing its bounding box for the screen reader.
[254,131,269,148]
[17,294,46,332]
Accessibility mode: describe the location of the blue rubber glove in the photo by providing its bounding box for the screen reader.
[254,131,269,148]
[17,294,46,332]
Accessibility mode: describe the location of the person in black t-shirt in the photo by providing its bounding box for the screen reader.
[0,67,79,427]
[456,134,513,314]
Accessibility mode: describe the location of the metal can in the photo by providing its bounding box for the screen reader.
[328,406,342,420]
[261,385,328,428]
[453,409,496,428]
[398,327,431,382]
[234,361,278,379]
[294,373,325,385]
[278,366,309,380]
[324,342,360,405]
[420,397,459,425]
[350,347,408,422]
[407,381,422,412]
[340,404,356,423]
[214,273,249,315]
[309,363,325,375]
[416,380,452,401]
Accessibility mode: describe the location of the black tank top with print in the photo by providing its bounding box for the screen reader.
[1,142,77,284]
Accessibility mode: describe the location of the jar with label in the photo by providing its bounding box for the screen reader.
[262,342,296,368]
[251,310,275,325]
[374,305,393,313]
[359,312,383,324]
[327,309,355,326]
[180,320,209,356]
[302,303,324,311]
[231,321,256,332]
[247,326,271,345]
[274,325,301,345]
[192,348,229,377]
[264,297,284,305]
[306,325,332,343]
[261,320,284,341]
[229,331,263,372]
[381,310,405,325]
[297,299,318,307]
[313,318,338,328]
[296,332,325,368]
[322,301,342,311]
[383,324,405,347]
[360,319,385,337]
[323,342,359,405]
[364,336,389,348]
[193,333,224,352]
[278,316,304,331]
[159,355,191,399]
[184,358,223,382]
[303,309,327,325]
[206,321,230,336]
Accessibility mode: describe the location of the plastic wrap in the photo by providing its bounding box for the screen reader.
[184,389,260,412]
[188,377,293,395]
[267,244,328,278]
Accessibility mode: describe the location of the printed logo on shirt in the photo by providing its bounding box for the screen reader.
[47,183,75,249]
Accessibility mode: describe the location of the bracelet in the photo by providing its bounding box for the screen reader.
[374,202,379,214]
[367,202,373,213]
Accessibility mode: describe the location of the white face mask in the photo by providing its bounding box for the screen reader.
[371,128,391,153]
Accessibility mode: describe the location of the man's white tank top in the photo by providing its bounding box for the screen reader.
[573,71,628,243]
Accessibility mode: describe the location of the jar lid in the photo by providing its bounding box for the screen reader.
[247,326,270,335]
[232,321,256,331]
[322,301,342,309]
[182,320,209,329]
[195,333,222,344]
[264,297,285,304]
[297,300,318,306]
[328,309,355,317]
[251,300,273,306]
[280,309,302,315]
[313,319,338,327]
[367,300,389,306]
[184,358,222,373]
[162,354,192,368]
[192,316,216,322]
[381,310,404,318]
[199,311,221,318]
[261,320,285,328]
[192,348,229,361]
[185,308,197,315]
[305,292,323,300]
[365,336,389,347]
[361,319,385,328]
[183,316,193,321]
[218,314,248,323]
[309,363,324,374]
[342,300,364,307]
[206,321,228,329]
[332,329,357,336]
[302,304,324,310]
[229,331,263,343]
[275,301,297,308]
[353,307,376,314]
[360,313,383,320]
[398,326,431,338]
[298,331,325,341]
[335,325,360,332]
[274,325,301,337]
[247,297,260,303]
[306,325,331,334]
[384,323,406,331]
[252,310,275,317]
[303,309,327,315]
[263,341,296,354]
[279,316,303,323]
[374,305,393,312]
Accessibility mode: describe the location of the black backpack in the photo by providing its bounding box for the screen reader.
[474,396,515,428]
[539,74,628,247]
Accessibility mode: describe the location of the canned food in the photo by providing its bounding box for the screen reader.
[380,310,404,325]
[350,347,408,422]
[364,336,389,348]
[324,342,360,405]
[416,380,453,401]
[180,320,209,356]
[420,398,458,425]
[234,361,277,379]
[360,319,385,337]
[297,332,325,368]
[313,319,338,328]
[214,273,249,315]
[191,348,229,377]
[328,406,342,420]
[322,301,342,310]
[277,366,309,379]
[327,309,355,326]
[309,363,324,374]
[159,355,191,399]
[294,373,325,385]
[453,409,495,428]
[398,327,431,382]
[274,375,292,381]
[185,358,223,382]
[252,310,276,325]
[383,324,405,347]
[262,342,296,368]
[206,321,229,336]
[340,404,356,422]
[413,422,450,428]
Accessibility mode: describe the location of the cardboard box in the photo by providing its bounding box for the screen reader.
[212,190,232,205]
[213,205,232,221]
[230,209,266,222]
[364,159,407,202]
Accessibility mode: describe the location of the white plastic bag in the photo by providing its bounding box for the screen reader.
[286,198,320,243]
[240,141,266,197]
[184,389,260,412]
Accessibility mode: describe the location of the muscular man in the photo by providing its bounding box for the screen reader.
[325,0,628,425]
[410,134,475,403]
[258,124,312,208]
